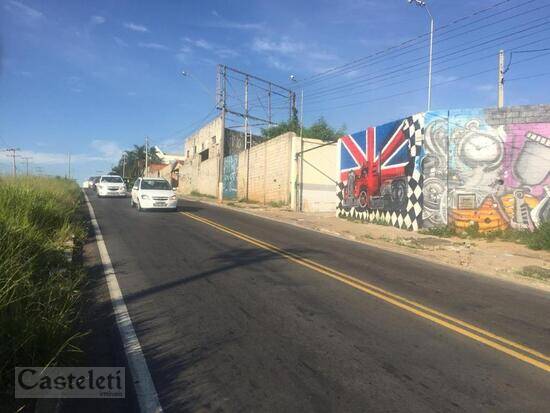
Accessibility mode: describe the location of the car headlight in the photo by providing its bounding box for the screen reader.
[170,195,177,200]
[141,194,149,199]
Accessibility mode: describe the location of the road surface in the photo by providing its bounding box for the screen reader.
[86,192,550,412]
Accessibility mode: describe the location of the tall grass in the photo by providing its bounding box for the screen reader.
[0,176,86,405]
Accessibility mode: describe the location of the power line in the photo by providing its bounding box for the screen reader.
[304,34,550,106]
[4,148,20,177]
[305,49,550,115]
[292,0,534,88]
[304,16,550,100]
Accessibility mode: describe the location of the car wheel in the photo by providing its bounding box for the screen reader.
[358,187,368,208]
[391,179,407,210]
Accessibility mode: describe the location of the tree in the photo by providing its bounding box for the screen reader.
[303,117,346,142]
[111,144,162,183]
[261,116,346,142]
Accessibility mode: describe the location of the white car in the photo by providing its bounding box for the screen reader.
[96,175,127,197]
[131,177,178,211]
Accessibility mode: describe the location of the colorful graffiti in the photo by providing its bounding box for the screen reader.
[222,154,239,200]
[337,106,550,232]
[337,114,424,230]
[422,108,550,232]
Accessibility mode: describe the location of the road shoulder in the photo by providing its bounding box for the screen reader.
[58,204,137,413]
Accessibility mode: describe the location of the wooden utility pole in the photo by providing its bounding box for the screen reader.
[21,156,32,176]
[5,148,20,176]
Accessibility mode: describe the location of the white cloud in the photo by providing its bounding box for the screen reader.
[251,36,338,73]
[252,37,304,55]
[90,140,123,160]
[114,36,128,47]
[4,0,43,20]
[15,150,109,165]
[123,22,149,33]
[183,37,213,50]
[475,84,495,92]
[138,42,169,51]
[91,15,106,25]
[204,11,264,31]
[180,37,239,61]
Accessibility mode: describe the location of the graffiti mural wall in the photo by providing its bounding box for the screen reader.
[337,105,550,232]
[337,114,424,230]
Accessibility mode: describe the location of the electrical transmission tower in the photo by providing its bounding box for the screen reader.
[216,65,296,200]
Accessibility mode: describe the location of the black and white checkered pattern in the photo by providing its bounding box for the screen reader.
[336,114,425,231]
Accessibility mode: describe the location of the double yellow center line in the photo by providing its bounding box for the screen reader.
[181,211,550,373]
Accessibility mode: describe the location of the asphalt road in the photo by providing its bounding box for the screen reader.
[87,191,550,412]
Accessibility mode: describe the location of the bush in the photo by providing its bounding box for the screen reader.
[0,177,85,407]
[526,222,550,250]
[419,222,550,250]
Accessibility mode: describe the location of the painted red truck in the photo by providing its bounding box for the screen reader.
[342,126,408,210]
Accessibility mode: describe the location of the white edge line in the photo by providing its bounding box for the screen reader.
[84,192,163,413]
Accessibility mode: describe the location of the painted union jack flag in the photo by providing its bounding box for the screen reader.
[339,119,410,182]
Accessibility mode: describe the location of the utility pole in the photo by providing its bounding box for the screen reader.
[21,156,32,176]
[5,148,20,177]
[216,65,227,203]
[67,152,71,179]
[498,49,505,109]
[122,152,127,179]
[145,136,149,177]
[244,75,250,201]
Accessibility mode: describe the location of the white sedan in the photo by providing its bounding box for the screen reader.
[97,175,127,197]
[131,177,178,211]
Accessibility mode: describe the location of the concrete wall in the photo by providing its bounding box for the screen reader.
[299,138,338,212]
[183,116,223,160]
[236,132,294,204]
[337,104,550,232]
[177,116,223,197]
[177,156,219,197]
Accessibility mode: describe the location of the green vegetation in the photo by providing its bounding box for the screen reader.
[0,177,86,406]
[261,116,346,142]
[517,265,550,281]
[190,190,216,199]
[112,144,162,182]
[268,200,286,208]
[420,222,550,250]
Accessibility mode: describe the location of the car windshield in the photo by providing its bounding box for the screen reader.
[101,176,123,183]
[141,180,171,190]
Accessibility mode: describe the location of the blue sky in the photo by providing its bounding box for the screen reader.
[1,0,549,182]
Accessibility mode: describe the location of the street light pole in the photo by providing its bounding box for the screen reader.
[181,70,215,104]
[408,0,434,111]
[290,75,304,211]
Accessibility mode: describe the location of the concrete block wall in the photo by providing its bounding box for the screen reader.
[236,132,294,204]
[178,156,219,197]
[300,138,338,212]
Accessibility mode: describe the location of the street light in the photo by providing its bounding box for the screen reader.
[408,0,434,111]
[290,74,304,212]
[181,70,215,103]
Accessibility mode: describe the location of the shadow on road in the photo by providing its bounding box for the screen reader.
[123,246,312,304]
